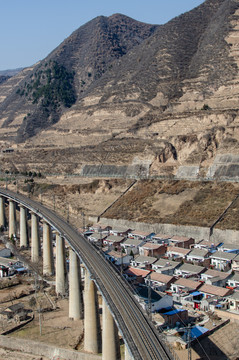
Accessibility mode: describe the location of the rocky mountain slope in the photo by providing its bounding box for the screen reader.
[0,0,239,178]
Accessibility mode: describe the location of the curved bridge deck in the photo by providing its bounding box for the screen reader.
[0,188,174,360]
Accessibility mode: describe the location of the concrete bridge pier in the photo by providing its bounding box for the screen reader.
[56,233,67,296]
[31,212,40,263]
[102,299,121,360]
[84,271,101,354]
[20,206,28,248]
[69,248,83,319]
[43,221,54,275]
[0,196,5,228]
[8,200,16,239]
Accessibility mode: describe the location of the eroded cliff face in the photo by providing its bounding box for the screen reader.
[1,1,239,178]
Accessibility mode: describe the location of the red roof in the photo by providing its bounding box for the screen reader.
[126,267,151,278]
[174,278,202,290]
[150,272,175,284]
[199,284,232,297]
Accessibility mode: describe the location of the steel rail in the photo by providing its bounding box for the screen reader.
[0,188,174,360]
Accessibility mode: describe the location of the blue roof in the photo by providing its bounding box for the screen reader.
[15,267,27,272]
[164,309,185,315]
[190,291,202,296]
[191,325,209,339]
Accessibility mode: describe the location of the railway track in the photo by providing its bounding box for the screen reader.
[0,188,174,360]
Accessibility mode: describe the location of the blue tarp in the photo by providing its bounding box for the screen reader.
[191,325,209,339]
[15,267,27,272]
[164,309,185,315]
[190,291,202,296]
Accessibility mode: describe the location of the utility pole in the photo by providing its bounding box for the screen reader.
[81,212,85,231]
[147,273,152,320]
[67,204,69,223]
[120,247,123,275]
[53,194,55,212]
[187,324,192,360]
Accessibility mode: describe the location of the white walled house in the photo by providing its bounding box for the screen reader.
[150,234,171,245]
[131,255,157,269]
[127,230,151,241]
[227,273,239,288]
[135,286,173,313]
[146,272,175,292]
[104,250,132,266]
[109,227,132,237]
[103,235,126,249]
[194,239,220,251]
[228,291,239,311]
[121,238,145,255]
[199,284,232,298]
[174,263,206,278]
[186,248,211,263]
[166,246,191,259]
[88,233,107,243]
[232,254,239,272]
[210,251,237,270]
[152,258,180,275]
[139,242,167,258]
[201,269,231,287]
[171,278,202,295]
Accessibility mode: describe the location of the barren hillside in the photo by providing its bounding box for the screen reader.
[0,1,239,179]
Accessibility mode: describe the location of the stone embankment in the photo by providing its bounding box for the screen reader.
[92,217,239,245]
[0,335,101,360]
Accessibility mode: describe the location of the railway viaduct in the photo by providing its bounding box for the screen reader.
[0,188,174,360]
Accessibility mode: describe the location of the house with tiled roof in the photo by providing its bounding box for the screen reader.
[146,272,175,292]
[125,267,150,284]
[227,273,239,288]
[171,278,202,295]
[89,224,112,233]
[228,291,239,311]
[152,258,181,275]
[131,255,157,269]
[169,236,195,249]
[105,250,133,266]
[186,248,211,263]
[201,269,231,287]
[199,284,232,298]
[135,286,173,313]
[201,269,231,281]
[109,227,133,237]
[232,254,239,272]
[127,230,152,241]
[210,251,237,270]
[88,232,107,244]
[174,263,206,278]
[151,234,171,245]
[194,239,220,251]
[166,246,191,259]
[139,242,167,258]
[103,235,126,249]
[120,238,145,255]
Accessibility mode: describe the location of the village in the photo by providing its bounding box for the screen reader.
[0,221,238,358]
[86,224,239,350]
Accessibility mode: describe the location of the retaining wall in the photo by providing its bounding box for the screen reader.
[94,217,239,244]
[0,335,101,360]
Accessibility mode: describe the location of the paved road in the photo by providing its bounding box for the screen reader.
[0,188,174,360]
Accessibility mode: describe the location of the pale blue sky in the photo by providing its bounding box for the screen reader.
[0,0,204,71]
